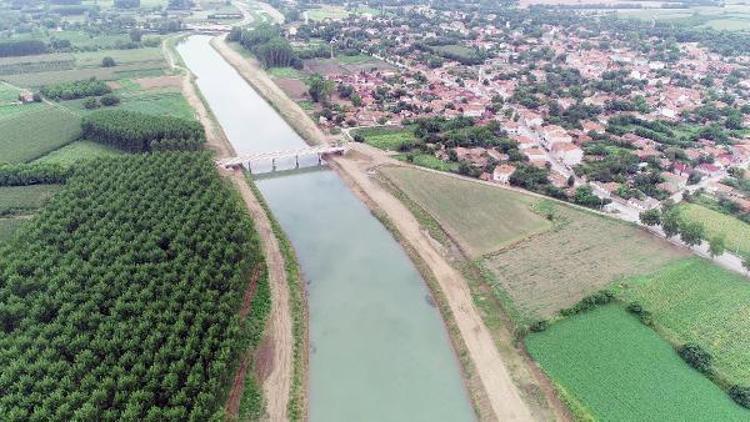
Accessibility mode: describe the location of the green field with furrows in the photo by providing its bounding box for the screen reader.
[0,105,82,163]
[679,203,750,256]
[617,258,750,386]
[353,126,416,151]
[380,166,551,257]
[526,306,750,421]
[0,184,63,215]
[33,140,124,166]
[486,201,686,320]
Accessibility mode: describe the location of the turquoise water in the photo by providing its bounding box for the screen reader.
[178,35,474,422]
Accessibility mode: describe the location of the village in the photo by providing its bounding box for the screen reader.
[273,6,750,218]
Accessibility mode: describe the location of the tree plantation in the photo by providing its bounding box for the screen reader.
[82,110,205,153]
[0,153,266,420]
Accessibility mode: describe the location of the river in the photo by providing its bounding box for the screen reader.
[177,35,474,422]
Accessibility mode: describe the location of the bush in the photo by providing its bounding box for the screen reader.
[99,94,120,107]
[626,301,653,326]
[101,56,116,67]
[529,320,549,332]
[729,385,750,409]
[83,97,100,109]
[678,343,713,374]
[560,290,615,316]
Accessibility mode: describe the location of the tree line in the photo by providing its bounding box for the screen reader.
[40,78,112,101]
[0,40,47,57]
[82,110,205,153]
[0,153,266,420]
[0,163,71,186]
[229,23,303,69]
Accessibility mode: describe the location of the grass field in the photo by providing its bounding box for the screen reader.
[0,185,63,215]
[526,306,749,421]
[394,153,460,172]
[353,126,416,151]
[72,48,166,68]
[0,218,24,242]
[617,258,750,385]
[486,201,686,320]
[268,67,306,79]
[2,63,165,87]
[0,105,82,163]
[34,140,124,165]
[679,203,750,256]
[380,166,551,257]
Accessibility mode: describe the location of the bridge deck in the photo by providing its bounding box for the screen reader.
[218,145,347,168]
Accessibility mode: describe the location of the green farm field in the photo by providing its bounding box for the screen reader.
[526,306,749,421]
[34,140,124,165]
[353,126,416,151]
[380,166,552,257]
[617,258,750,385]
[486,201,686,320]
[679,203,750,256]
[0,105,82,163]
[0,185,63,215]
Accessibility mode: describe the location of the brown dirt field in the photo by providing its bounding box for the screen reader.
[274,78,308,100]
[106,80,122,90]
[134,75,182,90]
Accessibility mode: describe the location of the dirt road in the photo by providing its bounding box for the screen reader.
[333,152,535,421]
[166,37,294,421]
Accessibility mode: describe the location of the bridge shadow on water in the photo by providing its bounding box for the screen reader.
[249,162,331,180]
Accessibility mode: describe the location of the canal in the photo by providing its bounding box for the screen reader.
[177,35,474,422]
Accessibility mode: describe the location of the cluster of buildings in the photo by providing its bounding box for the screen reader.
[293,8,750,210]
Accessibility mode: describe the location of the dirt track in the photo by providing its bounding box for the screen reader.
[166,36,294,421]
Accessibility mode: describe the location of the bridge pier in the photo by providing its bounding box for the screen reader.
[295,155,299,169]
[272,158,277,172]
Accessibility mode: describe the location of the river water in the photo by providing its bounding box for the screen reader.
[177,35,474,422]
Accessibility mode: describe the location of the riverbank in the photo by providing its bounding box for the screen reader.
[211,35,538,420]
[167,35,297,421]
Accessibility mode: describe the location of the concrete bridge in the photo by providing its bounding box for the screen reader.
[218,144,348,173]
